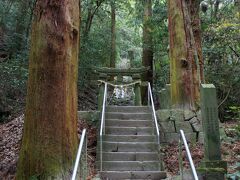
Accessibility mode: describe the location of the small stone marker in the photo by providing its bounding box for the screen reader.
[199,84,227,180]
[128,50,134,68]
[165,84,171,108]
[133,74,142,106]
[159,84,171,109]
[159,88,167,109]
[98,73,107,110]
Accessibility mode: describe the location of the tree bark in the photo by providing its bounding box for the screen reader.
[188,0,204,83]
[168,0,201,109]
[142,0,153,104]
[16,0,80,179]
[110,0,116,68]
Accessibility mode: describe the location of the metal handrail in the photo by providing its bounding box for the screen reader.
[72,129,87,180]
[100,83,108,171]
[147,82,160,145]
[179,130,198,180]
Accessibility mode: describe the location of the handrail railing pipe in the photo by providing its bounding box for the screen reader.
[147,82,160,145]
[179,130,199,180]
[100,83,108,171]
[72,129,87,180]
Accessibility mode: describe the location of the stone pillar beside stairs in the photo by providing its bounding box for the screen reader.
[198,84,227,180]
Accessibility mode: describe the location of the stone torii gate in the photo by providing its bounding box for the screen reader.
[93,66,149,109]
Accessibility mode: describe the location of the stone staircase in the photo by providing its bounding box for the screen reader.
[98,106,167,180]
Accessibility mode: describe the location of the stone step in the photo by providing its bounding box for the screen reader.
[105,119,153,127]
[100,161,161,171]
[106,106,151,113]
[105,127,154,135]
[102,152,159,161]
[102,142,158,152]
[102,135,156,142]
[100,171,167,180]
[106,112,152,120]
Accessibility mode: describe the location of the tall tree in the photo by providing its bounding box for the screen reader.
[110,0,116,68]
[142,0,153,104]
[189,0,204,83]
[83,0,105,39]
[16,0,80,179]
[168,0,200,109]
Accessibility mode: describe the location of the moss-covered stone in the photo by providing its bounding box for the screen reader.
[78,111,100,124]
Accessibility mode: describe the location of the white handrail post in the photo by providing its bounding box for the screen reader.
[72,129,87,180]
[100,82,108,172]
[85,135,88,179]
[148,82,160,145]
[179,130,199,180]
[148,84,150,106]
[100,136,102,171]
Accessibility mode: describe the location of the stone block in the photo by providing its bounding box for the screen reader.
[198,132,204,144]
[198,171,225,180]
[100,161,160,171]
[102,135,156,142]
[102,142,158,152]
[159,89,167,109]
[105,112,152,120]
[100,171,166,180]
[200,160,227,172]
[101,152,159,161]
[78,111,100,122]
[189,117,202,132]
[184,110,196,121]
[160,132,197,143]
[197,110,202,121]
[170,109,184,122]
[175,121,193,133]
[156,109,171,122]
[159,121,175,133]
[198,160,227,180]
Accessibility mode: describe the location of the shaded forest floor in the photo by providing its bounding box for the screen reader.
[0,115,239,179]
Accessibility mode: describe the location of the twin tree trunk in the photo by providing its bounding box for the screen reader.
[168,0,202,109]
[142,0,153,104]
[17,0,80,179]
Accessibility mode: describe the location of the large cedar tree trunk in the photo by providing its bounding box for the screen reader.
[110,1,116,68]
[188,0,204,83]
[142,0,153,104]
[168,0,200,109]
[17,0,80,179]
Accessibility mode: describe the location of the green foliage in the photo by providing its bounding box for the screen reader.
[202,1,240,120]
[0,59,28,122]
[152,0,169,90]
[79,0,144,87]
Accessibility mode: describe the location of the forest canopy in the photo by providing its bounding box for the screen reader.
[0,0,239,120]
